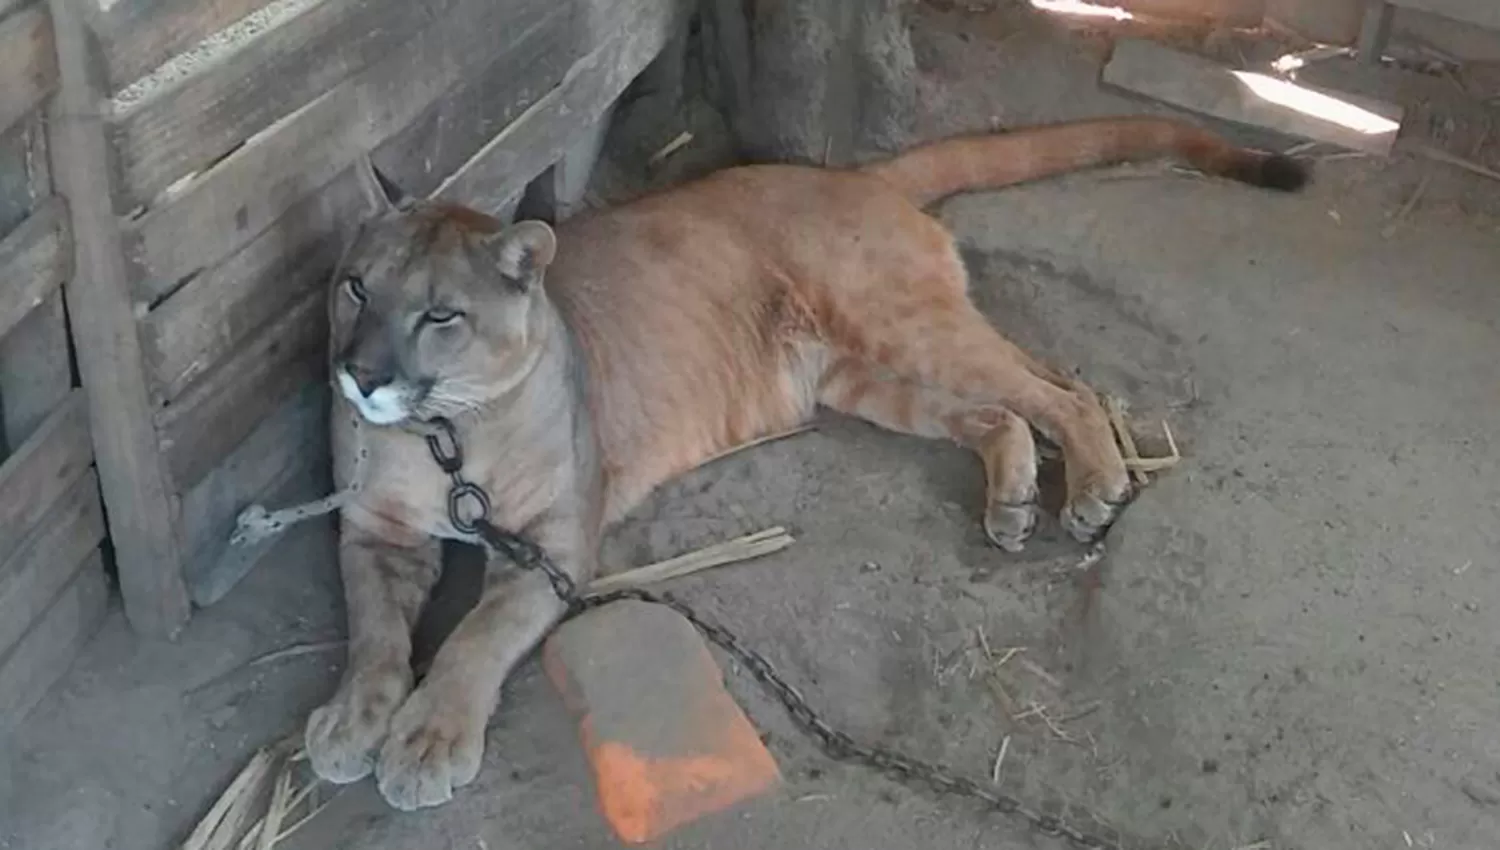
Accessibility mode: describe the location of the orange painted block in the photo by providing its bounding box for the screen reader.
[543,600,781,844]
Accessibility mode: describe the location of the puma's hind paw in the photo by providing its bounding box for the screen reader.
[984,498,1038,552]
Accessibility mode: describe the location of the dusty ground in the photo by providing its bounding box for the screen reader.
[5,4,1500,849]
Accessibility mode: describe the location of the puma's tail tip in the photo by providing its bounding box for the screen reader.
[1229,152,1310,193]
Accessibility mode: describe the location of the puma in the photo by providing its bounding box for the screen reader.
[303,116,1307,810]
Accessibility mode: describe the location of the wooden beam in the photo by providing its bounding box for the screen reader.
[1103,37,1404,157]
[1358,0,1395,64]
[110,0,469,209]
[438,0,687,210]
[0,390,90,567]
[0,551,107,733]
[0,196,70,342]
[0,4,58,137]
[47,0,189,637]
[0,467,104,657]
[92,0,276,93]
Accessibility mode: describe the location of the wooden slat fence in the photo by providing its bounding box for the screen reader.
[0,0,110,732]
[36,0,688,641]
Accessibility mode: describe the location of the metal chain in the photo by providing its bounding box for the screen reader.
[424,417,1130,850]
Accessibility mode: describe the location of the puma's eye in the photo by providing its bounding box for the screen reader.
[344,274,368,303]
[423,307,463,325]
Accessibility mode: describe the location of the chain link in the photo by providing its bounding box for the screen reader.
[424,417,1131,850]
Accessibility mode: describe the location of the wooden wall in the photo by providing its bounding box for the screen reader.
[44,0,688,638]
[0,0,110,732]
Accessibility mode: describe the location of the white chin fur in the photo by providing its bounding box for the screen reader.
[336,371,410,425]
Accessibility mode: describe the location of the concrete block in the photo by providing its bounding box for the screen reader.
[543,600,781,844]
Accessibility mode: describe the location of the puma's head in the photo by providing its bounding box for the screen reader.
[329,155,558,426]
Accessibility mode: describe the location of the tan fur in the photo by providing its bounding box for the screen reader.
[304,117,1306,810]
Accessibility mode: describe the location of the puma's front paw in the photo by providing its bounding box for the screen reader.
[375,684,487,811]
[305,663,412,784]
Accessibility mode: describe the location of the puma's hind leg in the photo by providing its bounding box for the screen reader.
[818,358,1040,551]
[823,297,1132,541]
[880,305,1131,543]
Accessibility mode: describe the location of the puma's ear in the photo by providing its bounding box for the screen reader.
[493,220,557,290]
[354,153,410,216]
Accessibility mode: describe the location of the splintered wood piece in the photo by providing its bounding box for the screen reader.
[1104,396,1148,486]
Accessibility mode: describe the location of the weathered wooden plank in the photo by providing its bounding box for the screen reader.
[0,467,104,657]
[0,4,58,137]
[156,285,325,489]
[141,214,342,404]
[126,0,578,298]
[47,0,189,637]
[0,390,89,567]
[1389,0,1500,30]
[0,197,69,342]
[1102,37,1404,157]
[0,551,107,733]
[110,0,468,209]
[181,383,329,606]
[0,292,71,456]
[90,0,276,92]
[0,116,69,458]
[437,0,686,211]
[0,120,37,235]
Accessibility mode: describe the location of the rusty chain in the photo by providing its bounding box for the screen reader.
[424,416,1131,850]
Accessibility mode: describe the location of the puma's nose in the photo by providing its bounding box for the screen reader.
[344,362,392,397]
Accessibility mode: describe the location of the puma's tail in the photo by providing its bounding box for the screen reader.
[861,116,1308,207]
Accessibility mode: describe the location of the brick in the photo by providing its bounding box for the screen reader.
[543,600,781,844]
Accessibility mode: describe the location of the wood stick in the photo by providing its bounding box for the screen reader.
[587,527,794,593]
[1383,174,1431,238]
[1104,396,1148,486]
[991,735,1011,784]
[1410,143,1500,182]
[647,131,693,166]
[1125,457,1181,473]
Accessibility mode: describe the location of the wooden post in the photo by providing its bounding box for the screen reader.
[46,0,191,638]
[1358,0,1394,64]
[701,0,754,151]
[717,0,916,166]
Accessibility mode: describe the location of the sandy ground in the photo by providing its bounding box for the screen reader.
[5,4,1500,849]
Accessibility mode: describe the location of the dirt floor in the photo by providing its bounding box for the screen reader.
[5,4,1500,849]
